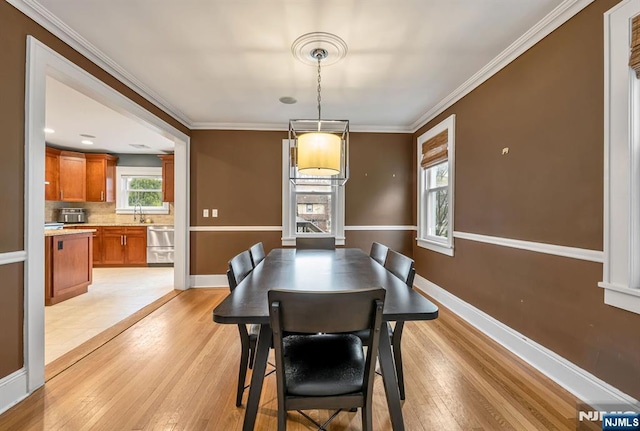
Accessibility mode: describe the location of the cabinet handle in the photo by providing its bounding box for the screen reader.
[120,235,124,246]
[124,235,127,246]
[101,191,104,201]
[60,190,63,200]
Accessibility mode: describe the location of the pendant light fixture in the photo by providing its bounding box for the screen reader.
[289,33,349,186]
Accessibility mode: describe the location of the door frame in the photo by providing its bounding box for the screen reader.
[24,36,190,392]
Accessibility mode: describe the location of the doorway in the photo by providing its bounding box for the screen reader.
[25,36,190,393]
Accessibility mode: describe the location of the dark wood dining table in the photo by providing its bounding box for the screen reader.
[212,248,439,431]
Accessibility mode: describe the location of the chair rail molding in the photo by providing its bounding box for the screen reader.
[453,231,604,263]
[189,226,282,232]
[0,251,27,265]
[413,275,639,411]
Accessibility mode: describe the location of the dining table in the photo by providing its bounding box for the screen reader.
[212,248,439,431]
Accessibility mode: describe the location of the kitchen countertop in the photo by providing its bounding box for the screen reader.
[63,223,172,227]
[45,229,97,237]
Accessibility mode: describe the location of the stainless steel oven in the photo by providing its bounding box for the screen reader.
[147,225,174,266]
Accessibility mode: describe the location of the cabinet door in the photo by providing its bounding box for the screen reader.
[124,227,147,265]
[101,228,125,265]
[86,154,118,202]
[59,151,86,201]
[92,227,103,265]
[45,147,60,201]
[158,155,174,202]
[51,234,92,296]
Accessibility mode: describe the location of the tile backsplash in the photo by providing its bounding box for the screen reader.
[45,201,175,225]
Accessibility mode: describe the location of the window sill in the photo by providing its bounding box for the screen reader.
[417,238,454,256]
[599,282,640,315]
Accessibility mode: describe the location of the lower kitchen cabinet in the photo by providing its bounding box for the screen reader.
[100,226,147,266]
[45,232,93,306]
[67,226,103,265]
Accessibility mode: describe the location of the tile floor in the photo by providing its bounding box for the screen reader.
[45,267,175,364]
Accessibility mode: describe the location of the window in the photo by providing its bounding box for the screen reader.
[417,114,455,255]
[282,140,345,245]
[601,3,640,314]
[116,166,169,214]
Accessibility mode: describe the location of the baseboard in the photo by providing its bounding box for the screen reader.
[0,368,29,416]
[189,274,228,288]
[413,274,639,410]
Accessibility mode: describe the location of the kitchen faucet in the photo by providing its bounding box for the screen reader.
[133,203,144,223]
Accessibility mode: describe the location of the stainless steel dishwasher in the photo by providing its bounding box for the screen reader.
[147,225,174,266]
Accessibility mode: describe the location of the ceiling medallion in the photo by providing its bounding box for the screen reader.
[291,32,348,67]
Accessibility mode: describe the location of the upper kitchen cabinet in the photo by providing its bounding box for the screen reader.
[86,154,118,202]
[58,151,86,202]
[45,147,60,201]
[158,154,174,203]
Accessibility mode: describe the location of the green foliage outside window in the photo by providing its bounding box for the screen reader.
[127,177,163,207]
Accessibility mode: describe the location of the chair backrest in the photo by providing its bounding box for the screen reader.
[268,288,385,399]
[249,242,265,267]
[295,237,336,250]
[369,242,389,266]
[227,250,253,290]
[384,250,415,287]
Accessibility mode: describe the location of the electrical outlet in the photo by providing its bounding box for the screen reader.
[212,209,218,217]
[203,209,209,218]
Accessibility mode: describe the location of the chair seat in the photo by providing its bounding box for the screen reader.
[283,334,364,396]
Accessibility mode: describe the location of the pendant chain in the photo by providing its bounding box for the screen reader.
[316,54,322,123]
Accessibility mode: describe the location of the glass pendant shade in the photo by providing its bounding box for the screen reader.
[297,132,341,176]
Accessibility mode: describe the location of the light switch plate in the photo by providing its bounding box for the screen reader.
[203,209,209,218]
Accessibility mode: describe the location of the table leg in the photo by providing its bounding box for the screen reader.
[378,322,405,431]
[242,324,272,431]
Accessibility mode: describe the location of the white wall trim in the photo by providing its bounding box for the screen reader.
[344,225,417,231]
[0,251,27,265]
[454,231,604,263]
[189,226,283,232]
[0,369,28,416]
[5,0,191,128]
[190,274,229,288]
[413,275,639,411]
[409,0,596,132]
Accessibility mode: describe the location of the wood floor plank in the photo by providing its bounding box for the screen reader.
[0,289,589,430]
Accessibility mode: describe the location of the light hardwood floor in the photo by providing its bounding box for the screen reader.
[2,289,589,430]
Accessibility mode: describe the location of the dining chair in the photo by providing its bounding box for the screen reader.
[268,288,386,431]
[383,249,416,400]
[295,236,336,250]
[369,242,389,266]
[227,250,259,407]
[249,242,266,267]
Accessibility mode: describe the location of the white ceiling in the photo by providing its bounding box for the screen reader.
[34,0,564,131]
[45,76,175,154]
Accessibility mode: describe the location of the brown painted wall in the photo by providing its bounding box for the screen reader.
[0,2,189,379]
[190,130,414,274]
[413,0,640,399]
[0,263,24,378]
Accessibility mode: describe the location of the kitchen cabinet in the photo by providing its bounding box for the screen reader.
[58,151,86,202]
[45,147,60,201]
[158,154,174,203]
[45,231,93,305]
[100,226,147,266]
[67,226,103,265]
[86,154,118,202]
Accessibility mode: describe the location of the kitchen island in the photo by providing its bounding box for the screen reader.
[45,229,95,305]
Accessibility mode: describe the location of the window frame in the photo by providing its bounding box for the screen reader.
[282,139,345,246]
[115,166,169,214]
[416,114,455,256]
[601,1,640,315]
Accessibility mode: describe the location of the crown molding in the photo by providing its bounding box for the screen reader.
[6,0,192,129]
[409,0,596,133]
[190,122,412,133]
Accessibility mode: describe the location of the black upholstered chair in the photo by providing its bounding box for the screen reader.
[227,250,259,407]
[383,249,416,400]
[268,288,386,431]
[249,242,266,267]
[369,242,389,266]
[295,236,336,250]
